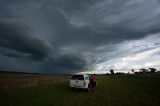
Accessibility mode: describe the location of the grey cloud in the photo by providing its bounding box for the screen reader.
[0,52,87,73]
[41,54,87,74]
[0,0,160,73]
[0,54,44,73]
[0,48,24,58]
[1,0,160,48]
[2,0,159,48]
[0,20,52,59]
[92,34,160,71]
[56,0,160,45]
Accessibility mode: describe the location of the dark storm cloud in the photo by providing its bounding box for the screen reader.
[0,52,87,74]
[1,48,23,58]
[1,0,160,47]
[0,20,52,59]
[0,0,160,73]
[24,0,159,49]
[42,54,87,74]
[0,19,87,73]
[0,0,160,47]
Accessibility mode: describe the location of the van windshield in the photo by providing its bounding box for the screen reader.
[71,75,84,80]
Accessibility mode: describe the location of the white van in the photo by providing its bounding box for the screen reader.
[69,74,91,91]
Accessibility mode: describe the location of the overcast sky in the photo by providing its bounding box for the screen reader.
[0,0,160,74]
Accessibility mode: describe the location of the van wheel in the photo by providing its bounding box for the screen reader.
[88,83,92,88]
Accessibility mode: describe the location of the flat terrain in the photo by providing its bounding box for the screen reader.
[0,73,69,89]
[0,73,160,106]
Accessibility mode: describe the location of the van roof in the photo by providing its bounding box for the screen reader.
[72,73,88,76]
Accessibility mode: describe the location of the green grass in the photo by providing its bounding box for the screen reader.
[0,76,160,106]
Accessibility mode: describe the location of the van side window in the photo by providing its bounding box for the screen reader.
[85,76,89,80]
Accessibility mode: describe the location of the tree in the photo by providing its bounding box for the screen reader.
[131,69,134,73]
[105,73,109,75]
[140,68,148,73]
[149,68,156,73]
[110,69,114,75]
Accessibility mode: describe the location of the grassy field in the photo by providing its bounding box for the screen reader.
[0,73,69,89]
[0,74,160,106]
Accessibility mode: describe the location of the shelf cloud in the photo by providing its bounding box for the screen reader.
[0,0,160,73]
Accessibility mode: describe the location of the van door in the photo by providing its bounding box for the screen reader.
[76,75,84,88]
[84,76,90,88]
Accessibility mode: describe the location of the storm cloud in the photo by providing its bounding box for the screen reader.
[0,0,160,73]
[0,20,52,59]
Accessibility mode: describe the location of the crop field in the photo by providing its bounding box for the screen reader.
[0,73,160,106]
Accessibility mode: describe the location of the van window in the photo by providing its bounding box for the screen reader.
[85,76,89,80]
[71,75,84,80]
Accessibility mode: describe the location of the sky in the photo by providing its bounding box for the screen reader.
[0,0,160,74]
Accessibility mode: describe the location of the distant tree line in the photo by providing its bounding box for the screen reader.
[105,68,160,75]
[132,68,159,74]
